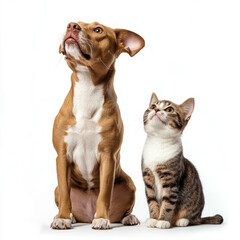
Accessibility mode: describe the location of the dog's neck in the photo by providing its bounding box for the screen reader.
[88,62,116,86]
[71,64,117,99]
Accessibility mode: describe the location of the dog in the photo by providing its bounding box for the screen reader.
[50,21,145,229]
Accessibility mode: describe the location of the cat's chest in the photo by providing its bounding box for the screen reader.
[142,136,182,171]
[142,136,182,201]
[64,70,104,188]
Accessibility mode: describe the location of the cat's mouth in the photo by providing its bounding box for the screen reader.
[151,114,166,124]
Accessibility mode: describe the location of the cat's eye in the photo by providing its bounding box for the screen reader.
[151,105,156,109]
[165,107,174,113]
[93,27,103,34]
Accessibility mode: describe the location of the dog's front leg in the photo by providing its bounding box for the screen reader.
[51,154,72,229]
[92,152,116,229]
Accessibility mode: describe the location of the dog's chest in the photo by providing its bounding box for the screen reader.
[64,70,104,188]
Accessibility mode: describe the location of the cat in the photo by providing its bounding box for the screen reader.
[142,92,223,229]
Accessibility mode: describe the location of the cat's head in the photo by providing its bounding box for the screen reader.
[143,93,195,137]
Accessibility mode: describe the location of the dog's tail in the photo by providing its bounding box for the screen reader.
[200,214,223,224]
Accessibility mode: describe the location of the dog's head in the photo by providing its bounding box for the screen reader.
[59,21,145,71]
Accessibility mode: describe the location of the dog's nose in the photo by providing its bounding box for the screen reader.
[67,22,81,31]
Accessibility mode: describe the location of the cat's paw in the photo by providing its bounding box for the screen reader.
[122,214,140,225]
[92,218,111,230]
[50,217,72,229]
[146,218,157,228]
[175,218,189,227]
[156,220,171,229]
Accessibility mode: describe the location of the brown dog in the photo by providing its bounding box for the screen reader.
[50,21,145,229]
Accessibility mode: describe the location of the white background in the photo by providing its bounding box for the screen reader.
[0,0,239,239]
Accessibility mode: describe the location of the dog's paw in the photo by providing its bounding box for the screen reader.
[175,218,189,227]
[92,218,111,230]
[70,213,77,224]
[146,218,157,228]
[50,217,72,229]
[121,214,140,225]
[156,220,171,229]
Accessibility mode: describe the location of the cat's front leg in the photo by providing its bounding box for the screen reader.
[142,168,159,228]
[157,180,179,228]
[156,189,178,228]
[153,163,180,229]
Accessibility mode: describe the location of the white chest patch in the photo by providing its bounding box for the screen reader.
[64,67,104,188]
[142,135,182,201]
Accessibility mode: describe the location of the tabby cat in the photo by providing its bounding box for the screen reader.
[142,93,223,228]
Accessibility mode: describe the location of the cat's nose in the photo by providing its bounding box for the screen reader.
[155,108,159,112]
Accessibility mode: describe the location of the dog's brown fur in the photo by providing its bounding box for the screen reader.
[51,21,144,229]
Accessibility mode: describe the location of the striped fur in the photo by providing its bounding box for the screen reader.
[142,93,223,228]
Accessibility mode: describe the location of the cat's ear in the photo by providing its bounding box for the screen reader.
[114,29,145,57]
[180,98,195,121]
[149,92,158,107]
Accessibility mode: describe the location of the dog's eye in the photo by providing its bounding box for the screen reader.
[93,27,103,34]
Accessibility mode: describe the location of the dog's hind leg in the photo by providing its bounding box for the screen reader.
[109,171,140,225]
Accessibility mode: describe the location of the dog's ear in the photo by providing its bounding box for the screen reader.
[114,29,145,57]
[59,44,64,54]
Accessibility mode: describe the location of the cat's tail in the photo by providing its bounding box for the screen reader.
[200,214,223,224]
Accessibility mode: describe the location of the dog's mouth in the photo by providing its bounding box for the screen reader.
[63,37,91,60]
